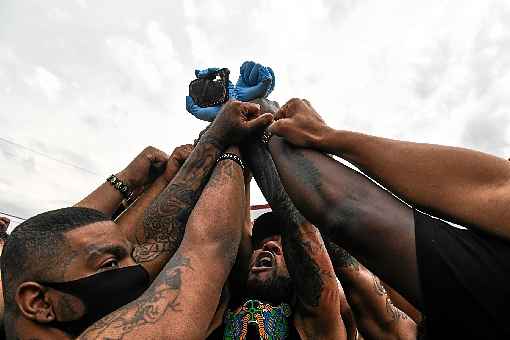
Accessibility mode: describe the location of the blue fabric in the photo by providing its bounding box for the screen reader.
[236,61,275,101]
[186,62,276,122]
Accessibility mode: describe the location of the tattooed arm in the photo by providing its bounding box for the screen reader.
[78,146,246,340]
[130,101,272,280]
[325,239,417,340]
[241,128,347,338]
[115,145,192,245]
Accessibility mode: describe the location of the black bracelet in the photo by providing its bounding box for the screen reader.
[106,174,133,199]
[217,153,245,171]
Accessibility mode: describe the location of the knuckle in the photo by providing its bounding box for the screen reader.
[287,98,302,106]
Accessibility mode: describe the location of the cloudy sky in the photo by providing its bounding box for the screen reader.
[1,0,510,229]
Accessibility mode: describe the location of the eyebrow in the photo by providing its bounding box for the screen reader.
[85,243,130,266]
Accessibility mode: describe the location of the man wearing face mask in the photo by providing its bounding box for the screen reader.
[1,100,273,339]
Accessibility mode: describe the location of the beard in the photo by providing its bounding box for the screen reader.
[246,274,294,304]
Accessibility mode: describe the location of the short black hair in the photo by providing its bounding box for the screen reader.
[251,212,286,248]
[1,207,109,311]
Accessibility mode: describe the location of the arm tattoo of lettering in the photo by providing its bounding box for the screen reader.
[241,140,324,307]
[324,238,360,272]
[79,254,192,339]
[133,141,222,263]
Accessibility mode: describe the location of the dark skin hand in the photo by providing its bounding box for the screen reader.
[75,146,169,217]
[131,101,272,272]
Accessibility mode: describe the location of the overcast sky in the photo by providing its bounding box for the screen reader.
[1,0,510,229]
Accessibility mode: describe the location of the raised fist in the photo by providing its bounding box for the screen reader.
[203,100,274,147]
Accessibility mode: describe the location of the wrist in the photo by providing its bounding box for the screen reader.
[313,125,336,150]
[108,173,134,199]
[199,129,227,151]
[115,170,136,189]
[225,145,240,156]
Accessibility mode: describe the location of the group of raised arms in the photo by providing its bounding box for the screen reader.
[1,97,509,339]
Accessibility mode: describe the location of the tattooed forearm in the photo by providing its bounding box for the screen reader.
[385,296,409,321]
[281,227,324,308]
[79,254,192,339]
[371,273,387,296]
[324,238,360,272]
[133,141,222,263]
[370,272,409,322]
[241,138,324,308]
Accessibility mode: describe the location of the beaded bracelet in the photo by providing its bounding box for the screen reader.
[217,153,245,171]
[106,174,133,199]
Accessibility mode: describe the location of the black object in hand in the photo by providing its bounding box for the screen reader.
[189,68,230,108]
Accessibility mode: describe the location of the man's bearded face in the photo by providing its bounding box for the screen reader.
[246,235,293,304]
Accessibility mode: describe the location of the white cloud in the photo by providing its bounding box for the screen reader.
[1,0,510,220]
[24,66,64,102]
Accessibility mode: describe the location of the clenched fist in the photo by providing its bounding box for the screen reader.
[119,146,169,188]
[202,100,274,148]
[163,144,193,182]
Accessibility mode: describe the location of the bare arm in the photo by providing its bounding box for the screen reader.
[130,101,271,280]
[78,147,246,340]
[75,146,168,217]
[242,135,347,339]
[270,98,510,239]
[115,145,192,245]
[325,239,417,340]
[267,134,422,308]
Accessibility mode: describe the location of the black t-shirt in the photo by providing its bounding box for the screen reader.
[414,209,510,339]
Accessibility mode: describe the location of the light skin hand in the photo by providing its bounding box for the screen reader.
[268,98,333,148]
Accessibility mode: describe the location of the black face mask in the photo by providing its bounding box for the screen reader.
[40,264,150,337]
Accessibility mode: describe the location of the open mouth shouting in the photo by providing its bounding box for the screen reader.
[251,250,276,273]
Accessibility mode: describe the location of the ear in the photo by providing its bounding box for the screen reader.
[15,282,56,323]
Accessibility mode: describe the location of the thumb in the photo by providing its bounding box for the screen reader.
[246,113,274,130]
[268,119,291,136]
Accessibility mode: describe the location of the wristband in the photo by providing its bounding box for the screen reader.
[217,153,245,171]
[106,174,133,199]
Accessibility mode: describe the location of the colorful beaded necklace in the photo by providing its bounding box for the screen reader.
[223,299,292,340]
